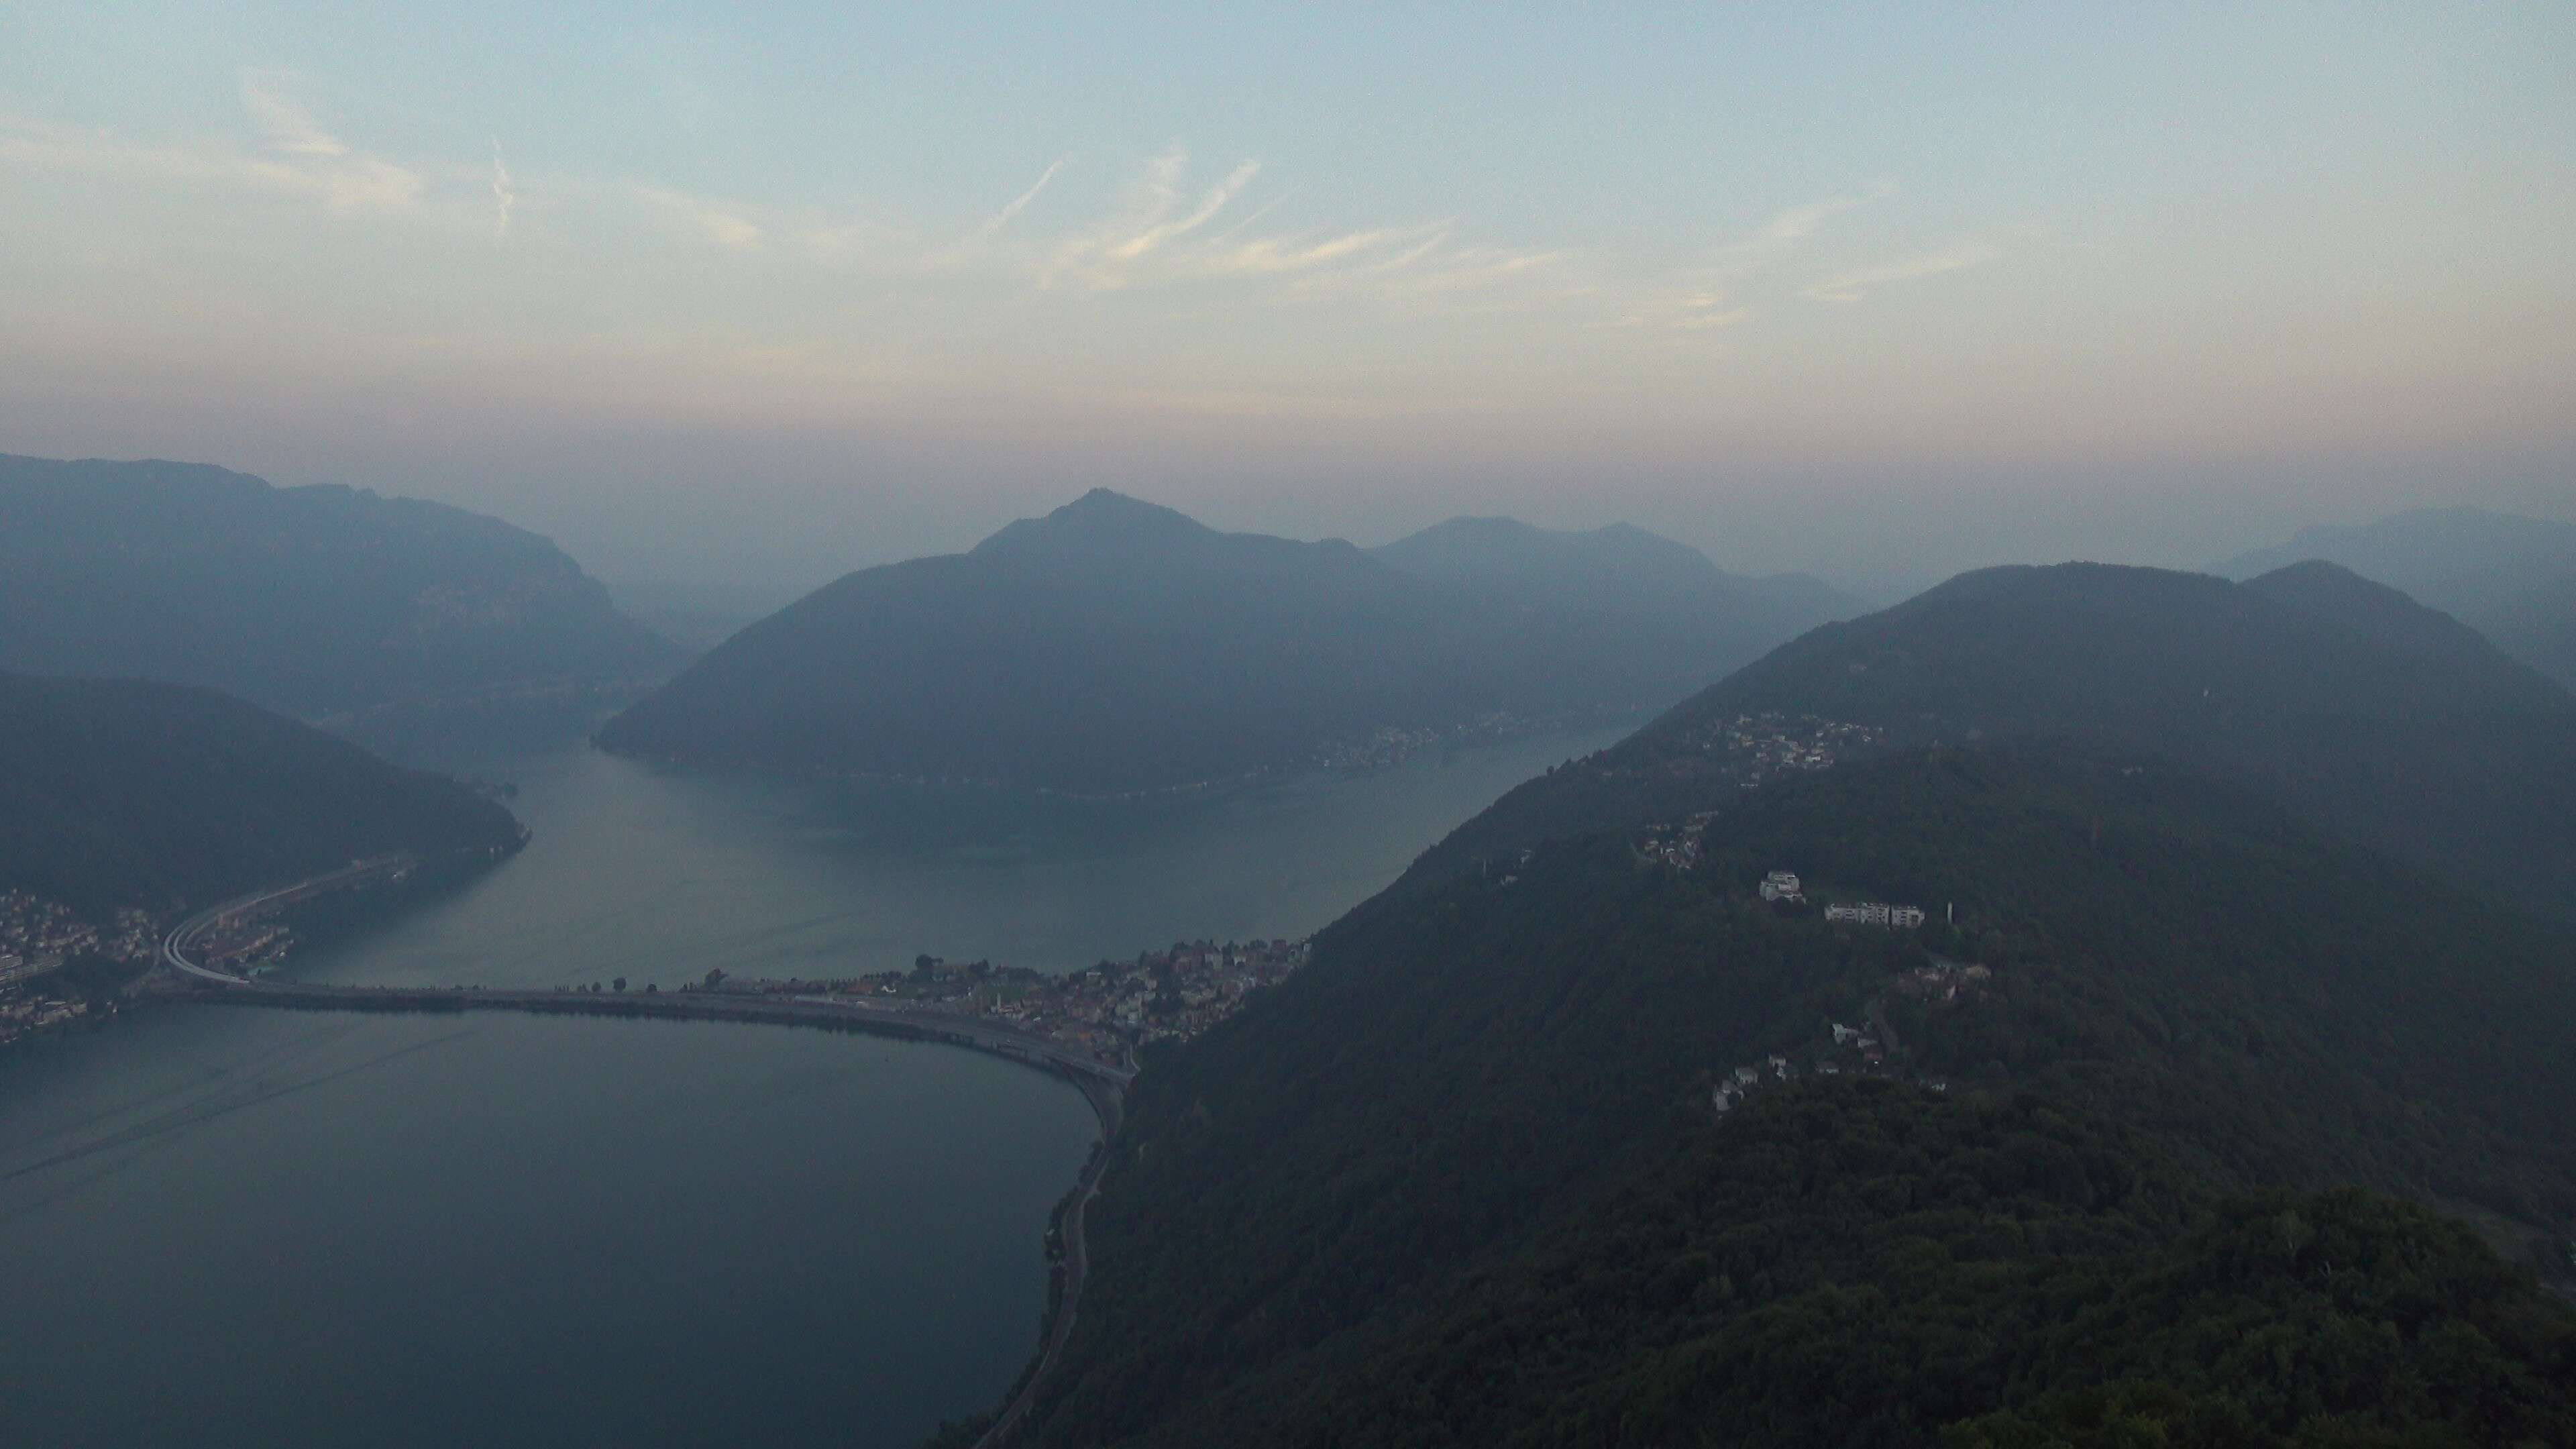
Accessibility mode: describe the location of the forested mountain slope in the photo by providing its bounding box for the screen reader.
[1410,561,2576,905]
[601,492,1846,794]
[0,454,675,719]
[1262,1091,2576,1449]
[2218,504,2576,689]
[1009,747,2576,1448]
[0,671,523,920]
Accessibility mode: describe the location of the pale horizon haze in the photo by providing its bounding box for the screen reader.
[4,3,2571,606]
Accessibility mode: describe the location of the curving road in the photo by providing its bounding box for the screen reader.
[160,857,417,985]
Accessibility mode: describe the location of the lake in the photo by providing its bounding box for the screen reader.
[0,726,1620,1448]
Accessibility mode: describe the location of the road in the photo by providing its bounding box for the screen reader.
[184,980,1132,1091]
[160,857,417,985]
[973,1091,1116,1449]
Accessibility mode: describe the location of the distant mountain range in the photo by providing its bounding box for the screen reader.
[0,455,678,725]
[2216,504,2576,690]
[598,490,1852,794]
[1411,559,2576,908]
[1368,514,1843,618]
[0,670,523,920]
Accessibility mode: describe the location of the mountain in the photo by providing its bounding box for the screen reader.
[2216,505,2576,689]
[1411,561,2576,906]
[998,746,2576,1448]
[0,671,523,920]
[2472,571,2576,695]
[598,491,1847,794]
[0,455,679,723]
[1371,515,1841,614]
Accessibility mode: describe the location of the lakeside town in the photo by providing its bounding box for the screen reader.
[4,843,1312,1068]
[682,936,1312,1071]
[0,890,161,1044]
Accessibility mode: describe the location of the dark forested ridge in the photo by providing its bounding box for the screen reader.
[0,671,523,919]
[0,454,676,720]
[1410,561,2576,905]
[1010,747,2576,1448]
[2218,504,2576,690]
[1263,1092,2576,1449]
[597,492,1847,794]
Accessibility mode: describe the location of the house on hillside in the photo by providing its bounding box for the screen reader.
[1760,869,1803,902]
[1824,901,1925,928]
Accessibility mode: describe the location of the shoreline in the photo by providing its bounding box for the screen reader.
[594,707,1648,806]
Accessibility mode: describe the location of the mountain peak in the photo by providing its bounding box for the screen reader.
[969,488,1218,561]
[2243,558,2507,663]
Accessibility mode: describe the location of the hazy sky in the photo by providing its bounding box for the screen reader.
[3,3,2571,604]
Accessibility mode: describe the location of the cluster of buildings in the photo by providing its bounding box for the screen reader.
[1722,864,1934,932]
[1892,955,1992,1003]
[1638,814,1718,871]
[700,936,1312,1069]
[1,890,160,1045]
[1710,973,1989,1118]
[185,915,299,975]
[1680,712,1886,787]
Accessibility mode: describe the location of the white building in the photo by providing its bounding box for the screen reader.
[1759,870,1803,902]
[1824,900,1925,928]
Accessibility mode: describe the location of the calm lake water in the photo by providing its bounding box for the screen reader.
[0,727,1620,1448]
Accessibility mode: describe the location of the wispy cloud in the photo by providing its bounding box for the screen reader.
[1618,291,1749,332]
[975,154,1069,239]
[1106,152,1260,262]
[798,221,875,256]
[1803,239,2000,303]
[633,185,763,250]
[1706,180,1898,274]
[489,139,515,238]
[0,81,424,215]
[1201,224,1446,278]
[1018,147,1568,306]
[239,76,349,158]
[1207,184,1299,244]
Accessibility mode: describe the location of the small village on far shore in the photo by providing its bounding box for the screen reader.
[0,890,161,1044]
[678,936,1311,1071]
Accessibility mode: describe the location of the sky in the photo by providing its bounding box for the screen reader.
[3,3,2572,607]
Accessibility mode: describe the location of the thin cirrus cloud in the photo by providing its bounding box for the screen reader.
[0,78,424,214]
[1103,150,1264,263]
[0,67,1997,347]
[633,184,764,250]
[1030,148,1567,299]
[490,139,516,238]
[1617,184,1895,332]
[1803,239,2001,303]
[1201,224,1447,278]
[974,154,1069,239]
[239,76,348,158]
